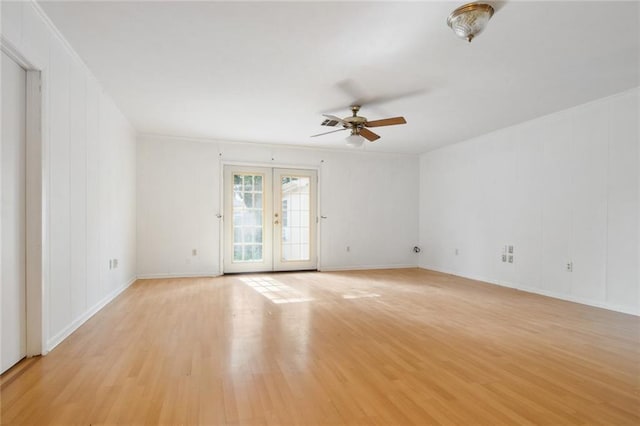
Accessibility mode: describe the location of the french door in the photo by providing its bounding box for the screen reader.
[223,166,317,273]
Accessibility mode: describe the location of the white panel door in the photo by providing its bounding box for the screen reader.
[273,168,317,271]
[223,166,317,273]
[1,51,27,373]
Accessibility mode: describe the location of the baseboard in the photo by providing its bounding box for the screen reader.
[136,272,222,279]
[512,285,640,316]
[419,264,502,287]
[419,266,639,316]
[319,264,418,272]
[46,276,137,351]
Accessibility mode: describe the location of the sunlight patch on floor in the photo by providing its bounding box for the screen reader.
[342,291,381,300]
[240,276,313,304]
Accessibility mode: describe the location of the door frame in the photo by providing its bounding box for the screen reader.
[1,36,48,357]
[219,161,321,274]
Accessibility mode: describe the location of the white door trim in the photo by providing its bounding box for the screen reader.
[220,161,321,273]
[1,37,48,357]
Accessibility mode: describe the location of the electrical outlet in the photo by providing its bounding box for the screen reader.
[455,248,459,255]
[566,261,573,272]
[501,254,507,262]
[192,249,198,256]
[346,246,351,252]
[508,245,514,254]
[508,255,514,263]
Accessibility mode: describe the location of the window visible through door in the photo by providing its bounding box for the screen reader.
[232,173,264,263]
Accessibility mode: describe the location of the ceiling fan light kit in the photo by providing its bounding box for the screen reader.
[447,2,494,42]
[345,132,365,148]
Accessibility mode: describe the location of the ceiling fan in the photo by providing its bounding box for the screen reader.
[311,105,407,146]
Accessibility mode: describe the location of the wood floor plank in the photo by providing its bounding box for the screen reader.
[1,269,639,424]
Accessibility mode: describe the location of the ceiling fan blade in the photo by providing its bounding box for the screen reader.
[323,79,427,113]
[336,79,368,105]
[359,89,426,108]
[310,128,347,138]
[321,114,347,127]
[365,117,407,127]
[359,128,380,142]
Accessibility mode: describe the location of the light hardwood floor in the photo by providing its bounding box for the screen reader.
[1,268,639,425]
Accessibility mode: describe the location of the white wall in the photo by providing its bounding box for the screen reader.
[2,1,137,350]
[137,135,420,277]
[419,88,640,315]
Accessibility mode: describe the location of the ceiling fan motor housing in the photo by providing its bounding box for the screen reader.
[343,116,367,127]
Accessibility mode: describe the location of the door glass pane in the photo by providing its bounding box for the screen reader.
[232,173,264,262]
[280,176,310,261]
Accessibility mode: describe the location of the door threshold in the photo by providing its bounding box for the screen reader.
[223,269,318,276]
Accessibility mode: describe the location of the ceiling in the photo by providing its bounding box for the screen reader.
[40,1,639,154]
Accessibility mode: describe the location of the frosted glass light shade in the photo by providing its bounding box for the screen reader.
[345,133,364,147]
[447,3,494,42]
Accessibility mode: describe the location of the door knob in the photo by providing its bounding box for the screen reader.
[274,220,280,225]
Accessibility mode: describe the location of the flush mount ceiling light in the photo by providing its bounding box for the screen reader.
[447,3,495,43]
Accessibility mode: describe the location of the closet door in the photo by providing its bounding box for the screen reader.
[1,51,27,373]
